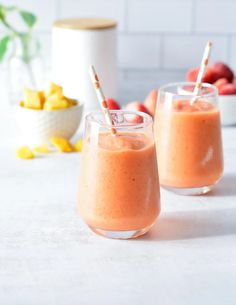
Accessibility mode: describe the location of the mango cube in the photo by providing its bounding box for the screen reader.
[44,98,69,110]
[23,88,43,110]
[50,137,73,153]
[20,82,77,111]
[34,144,50,154]
[38,91,46,105]
[66,98,78,107]
[74,139,83,152]
[48,82,63,96]
[16,146,35,160]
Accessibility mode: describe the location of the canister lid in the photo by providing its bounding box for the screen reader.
[53,18,117,30]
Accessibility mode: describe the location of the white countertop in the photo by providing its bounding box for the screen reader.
[0,109,236,305]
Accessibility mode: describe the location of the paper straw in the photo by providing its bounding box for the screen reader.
[89,65,117,135]
[191,41,213,104]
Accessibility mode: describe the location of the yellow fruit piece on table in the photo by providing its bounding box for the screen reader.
[19,100,24,107]
[50,137,73,153]
[16,146,35,160]
[44,98,69,110]
[23,88,43,110]
[74,139,83,152]
[34,144,50,154]
[48,82,63,96]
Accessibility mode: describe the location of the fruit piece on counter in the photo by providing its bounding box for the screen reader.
[218,83,236,95]
[23,88,43,110]
[19,100,24,107]
[34,144,50,154]
[211,62,234,82]
[186,67,219,84]
[106,98,121,110]
[16,146,35,160]
[48,82,63,96]
[74,139,83,152]
[143,89,158,117]
[50,137,73,152]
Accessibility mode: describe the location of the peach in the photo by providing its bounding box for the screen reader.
[232,77,236,85]
[214,78,229,89]
[106,98,121,110]
[211,62,234,82]
[186,67,219,84]
[124,101,150,123]
[218,83,236,95]
[143,89,158,117]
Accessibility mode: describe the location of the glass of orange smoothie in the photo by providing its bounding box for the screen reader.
[78,110,161,239]
[154,82,223,195]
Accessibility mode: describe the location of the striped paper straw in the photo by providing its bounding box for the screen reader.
[89,65,117,135]
[191,41,213,104]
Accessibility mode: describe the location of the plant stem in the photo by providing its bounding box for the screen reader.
[1,18,19,36]
[25,62,36,89]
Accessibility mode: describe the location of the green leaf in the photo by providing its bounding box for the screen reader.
[0,5,6,20]
[19,11,37,28]
[0,35,11,62]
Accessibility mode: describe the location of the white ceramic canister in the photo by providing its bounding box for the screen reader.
[52,18,118,114]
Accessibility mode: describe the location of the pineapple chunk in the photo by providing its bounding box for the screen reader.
[23,88,43,110]
[19,100,24,107]
[50,137,73,153]
[48,82,63,96]
[74,139,83,152]
[34,144,50,154]
[16,146,35,159]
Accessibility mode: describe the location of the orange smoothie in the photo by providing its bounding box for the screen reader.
[78,132,160,231]
[155,100,223,188]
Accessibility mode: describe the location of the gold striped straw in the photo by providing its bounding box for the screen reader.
[89,65,117,135]
[191,41,213,104]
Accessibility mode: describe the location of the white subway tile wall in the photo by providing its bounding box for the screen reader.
[127,0,193,33]
[1,0,236,102]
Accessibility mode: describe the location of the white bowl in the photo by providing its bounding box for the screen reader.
[15,103,84,146]
[218,95,236,126]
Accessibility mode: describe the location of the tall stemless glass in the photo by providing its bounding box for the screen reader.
[78,110,161,239]
[154,82,224,195]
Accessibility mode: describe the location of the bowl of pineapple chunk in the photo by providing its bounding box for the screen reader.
[15,82,83,146]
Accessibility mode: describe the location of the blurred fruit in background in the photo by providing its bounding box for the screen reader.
[106,89,158,123]
[186,61,236,126]
[186,61,236,96]
[143,89,158,117]
[106,98,120,110]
